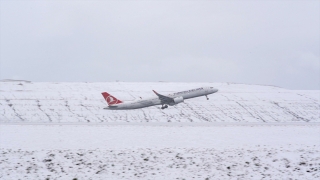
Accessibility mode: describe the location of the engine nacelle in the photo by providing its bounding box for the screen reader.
[169,96,184,106]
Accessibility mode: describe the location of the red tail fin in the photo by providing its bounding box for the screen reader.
[101,92,123,105]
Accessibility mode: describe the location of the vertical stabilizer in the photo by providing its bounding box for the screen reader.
[101,92,123,105]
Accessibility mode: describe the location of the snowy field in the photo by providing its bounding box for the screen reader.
[0,81,319,123]
[1,124,319,179]
[0,81,319,179]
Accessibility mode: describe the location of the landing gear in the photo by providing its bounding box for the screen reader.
[206,95,209,100]
[161,104,168,109]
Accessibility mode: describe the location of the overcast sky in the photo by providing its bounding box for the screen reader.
[0,1,319,89]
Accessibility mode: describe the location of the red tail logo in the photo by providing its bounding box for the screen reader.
[101,92,123,105]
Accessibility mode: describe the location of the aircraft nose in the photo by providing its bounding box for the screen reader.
[212,88,218,93]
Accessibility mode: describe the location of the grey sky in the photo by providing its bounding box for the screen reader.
[0,1,319,89]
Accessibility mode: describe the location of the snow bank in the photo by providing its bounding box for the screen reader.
[0,81,319,123]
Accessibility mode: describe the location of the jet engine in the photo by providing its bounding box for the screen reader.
[169,96,184,106]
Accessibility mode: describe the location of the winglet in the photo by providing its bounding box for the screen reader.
[153,90,159,96]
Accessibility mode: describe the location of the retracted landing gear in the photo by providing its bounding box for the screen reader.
[161,104,168,109]
[206,95,209,100]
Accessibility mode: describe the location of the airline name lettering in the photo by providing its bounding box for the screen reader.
[173,88,203,95]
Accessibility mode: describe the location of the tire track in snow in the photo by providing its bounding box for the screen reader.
[271,102,310,122]
[5,99,24,121]
[235,102,266,122]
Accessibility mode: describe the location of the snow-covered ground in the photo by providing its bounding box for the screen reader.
[1,146,319,179]
[0,81,319,123]
[1,124,319,179]
[0,81,319,179]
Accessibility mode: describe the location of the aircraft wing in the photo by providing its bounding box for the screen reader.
[153,90,174,104]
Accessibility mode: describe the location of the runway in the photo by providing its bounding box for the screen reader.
[1,123,319,150]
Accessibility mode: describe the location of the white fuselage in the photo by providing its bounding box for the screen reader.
[105,87,218,110]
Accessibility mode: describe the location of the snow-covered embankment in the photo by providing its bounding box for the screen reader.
[0,81,319,123]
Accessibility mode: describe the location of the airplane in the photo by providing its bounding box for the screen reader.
[101,87,218,110]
